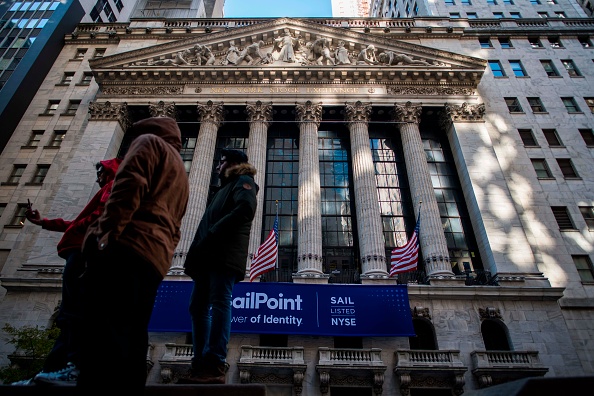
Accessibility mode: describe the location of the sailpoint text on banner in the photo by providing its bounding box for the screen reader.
[149,281,415,337]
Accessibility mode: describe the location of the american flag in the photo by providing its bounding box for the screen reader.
[249,214,279,282]
[390,213,421,277]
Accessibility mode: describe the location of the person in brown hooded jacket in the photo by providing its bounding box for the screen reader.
[77,117,189,394]
[11,158,121,386]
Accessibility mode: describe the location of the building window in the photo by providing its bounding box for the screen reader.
[467,12,478,18]
[42,100,60,115]
[450,12,461,18]
[489,60,505,77]
[23,131,43,148]
[93,48,106,58]
[461,0,471,4]
[530,0,541,4]
[445,0,455,4]
[546,0,558,3]
[5,165,26,184]
[541,60,560,76]
[551,206,574,230]
[538,11,549,18]
[79,72,93,85]
[423,130,479,269]
[46,130,66,148]
[493,12,504,18]
[529,37,543,48]
[562,97,581,113]
[63,100,80,115]
[505,97,523,112]
[29,165,49,184]
[556,158,579,178]
[548,37,563,48]
[510,60,527,77]
[510,12,521,18]
[499,38,512,48]
[8,204,28,227]
[579,129,594,146]
[74,48,87,59]
[519,129,538,146]
[531,159,553,178]
[554,11,566,18]
[90,7,103,22]
[579,207,594,231]
[59,72,74,85]
[527,97,546,112]
[0,203,5,218]
[543,129,562,146]
[115,0,124,12]
[479,37,493,48]
[578,36,593,48]
[572,255,594,282]
[264,133,298,273]
[561,60,581,77]
[487,0,497,4]
[582,98,594,114]
[503,0,514,3]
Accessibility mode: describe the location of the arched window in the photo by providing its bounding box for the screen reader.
[409,317,438,350]
[481,319,512,350]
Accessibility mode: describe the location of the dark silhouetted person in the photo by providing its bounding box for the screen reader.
[77,117,189,394]
[12,158,121,386]
[180,149,258,384]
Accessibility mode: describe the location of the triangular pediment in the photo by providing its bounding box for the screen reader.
[90,18,485,85]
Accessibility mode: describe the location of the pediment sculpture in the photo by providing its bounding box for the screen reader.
[129,29,446,68]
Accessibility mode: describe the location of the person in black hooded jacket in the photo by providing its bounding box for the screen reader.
[181,148,258,384]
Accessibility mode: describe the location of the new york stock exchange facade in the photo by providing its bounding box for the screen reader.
[2,15,591,396]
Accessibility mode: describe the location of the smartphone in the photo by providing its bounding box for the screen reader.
[27,199,32,210]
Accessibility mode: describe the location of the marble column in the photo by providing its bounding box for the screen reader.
[344,101,388,278]
[148,100,177,118]
[245,101,272,276]
[171,100,224,272]
[393,101,453,276]
[294,101,326,281]
[440,103,544,282]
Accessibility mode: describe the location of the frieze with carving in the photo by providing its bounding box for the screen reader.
[126,36,446,69]
[102,86,184,95]
[387,86,475,96]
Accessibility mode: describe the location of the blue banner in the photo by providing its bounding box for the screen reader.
[149,281,414,337]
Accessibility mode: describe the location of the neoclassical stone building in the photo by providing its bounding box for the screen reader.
[0,13,593,396]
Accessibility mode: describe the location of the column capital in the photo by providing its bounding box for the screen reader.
[245,100,273,126]
[440,102,485,129]
[197,100,225,127]
[344,101,372,124]
[392,101,422,124]
[88,101,130,129]
[295,100,322,127]
[148,101,177,119]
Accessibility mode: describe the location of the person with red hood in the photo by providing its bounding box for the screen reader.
[77,116,189,394]
[12,158,122,386]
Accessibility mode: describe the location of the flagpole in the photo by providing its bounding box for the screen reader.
[274,200,279,283]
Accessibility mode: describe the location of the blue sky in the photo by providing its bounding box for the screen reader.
[224,0,333,18]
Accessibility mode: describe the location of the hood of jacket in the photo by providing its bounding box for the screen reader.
[130,116,182,152]
[99,158,122,180]
[220,162,257,184]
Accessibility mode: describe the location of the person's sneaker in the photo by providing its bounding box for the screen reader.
[11,378,35,385]
[33,362,78,386]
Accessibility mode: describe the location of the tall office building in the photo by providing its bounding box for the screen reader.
[0,0,593,394]
[332,0,371,17]
[0,0,141,155]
